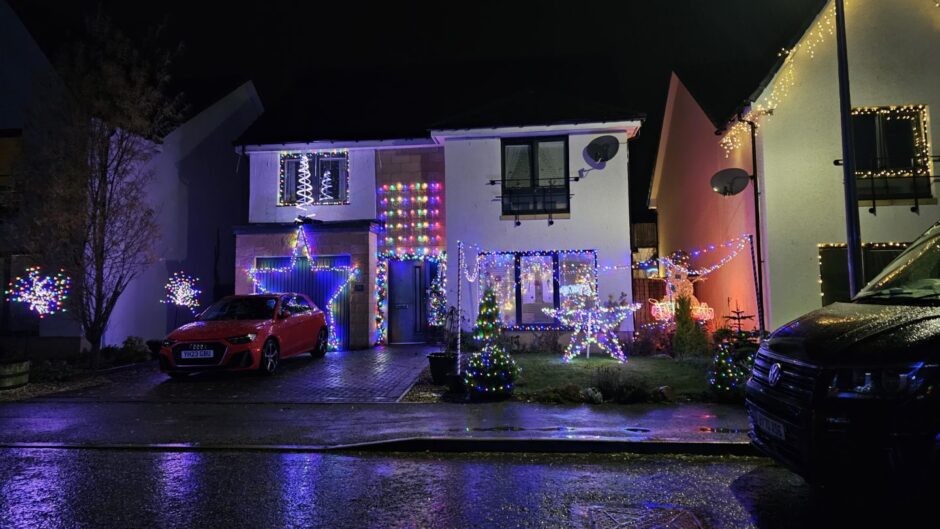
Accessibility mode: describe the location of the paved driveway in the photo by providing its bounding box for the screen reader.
[33,345,433,404]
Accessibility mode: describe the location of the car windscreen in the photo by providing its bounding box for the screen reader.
[199,297,277,321]
[856,224,940,301]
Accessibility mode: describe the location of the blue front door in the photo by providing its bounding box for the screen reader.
[388,259,429,344]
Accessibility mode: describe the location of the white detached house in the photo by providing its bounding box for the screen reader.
[234,104,643,349]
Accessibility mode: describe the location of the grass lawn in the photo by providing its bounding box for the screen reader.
[512,353,712,401]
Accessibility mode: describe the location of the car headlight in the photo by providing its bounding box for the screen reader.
[162,339,176,347]
[227,333,257,344]
[828,362,935,399]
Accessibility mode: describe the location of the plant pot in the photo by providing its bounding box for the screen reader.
[427,352,457,385]
[0,360,30,391]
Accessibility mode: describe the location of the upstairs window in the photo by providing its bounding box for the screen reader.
[501,137,569,216]
[852,106,932,202]
[279,151,350,206]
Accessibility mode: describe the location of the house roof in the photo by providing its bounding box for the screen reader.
[235,86,645,147]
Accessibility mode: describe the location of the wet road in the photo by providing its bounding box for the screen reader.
[0,449,930,529]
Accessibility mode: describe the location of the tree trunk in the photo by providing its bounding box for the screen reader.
[87,329,103,370]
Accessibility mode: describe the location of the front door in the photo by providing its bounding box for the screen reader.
[388,259,429,344]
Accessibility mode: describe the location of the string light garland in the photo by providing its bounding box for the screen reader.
[851,105,931,178]
[427,261,448,327]
[373,250,447,345]
[5,266,72,318]
[720,1,837,155]
[247,226,356,351]
[542,295,640,363]
[816,241,911,300]
[161,272,201,314]
[326,268,359,351]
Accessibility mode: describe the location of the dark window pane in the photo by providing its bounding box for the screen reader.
[282,158,299,203]
[504,144,531,189]
[537,140,565,187]
[316,154,348,204]
[819,245,907,305]
[882,118,916,171]
[852,114,877,173]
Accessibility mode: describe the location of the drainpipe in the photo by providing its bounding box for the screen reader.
[835,0,864,296]
[742,118,767,338]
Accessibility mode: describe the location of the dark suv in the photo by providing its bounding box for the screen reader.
[746,223,940,484]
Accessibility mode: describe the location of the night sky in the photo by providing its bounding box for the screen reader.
[8,0,827,223]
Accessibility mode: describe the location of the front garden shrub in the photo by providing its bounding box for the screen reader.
[671,296,709,358]
[592,366,651,403]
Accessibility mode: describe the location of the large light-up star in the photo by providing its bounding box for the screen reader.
[543,296,640,363]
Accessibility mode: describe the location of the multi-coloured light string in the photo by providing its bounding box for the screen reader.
[5,266,72,318]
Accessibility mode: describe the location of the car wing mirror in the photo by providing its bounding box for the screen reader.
[279,310,291,320]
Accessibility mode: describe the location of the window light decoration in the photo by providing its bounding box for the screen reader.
[161,272,201,314]
[542,295,640,363]
[851,105,931,178]
[5,266,72,318]
[816,241,911,301]
[279,150,350,206]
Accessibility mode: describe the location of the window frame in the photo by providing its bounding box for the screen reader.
[500,136,571,217]
[479,249,597,330]
[850,105,932,202]
[278,151,351,207]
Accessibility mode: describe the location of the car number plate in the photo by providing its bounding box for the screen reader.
[752,410,786,440]
[181,350,214,359]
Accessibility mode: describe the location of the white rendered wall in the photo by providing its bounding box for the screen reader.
[248,149,377,223]
[758,0,940,329]
[444,132,634,331]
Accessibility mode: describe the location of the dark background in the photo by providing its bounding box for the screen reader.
[8,0,828,223]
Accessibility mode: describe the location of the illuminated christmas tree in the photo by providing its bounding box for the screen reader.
[296,154,314,207]
[319,168,333,202]
[709,306,759,397]
[427,267,447,328]
[464,342,519,399]
[474,287,501,344]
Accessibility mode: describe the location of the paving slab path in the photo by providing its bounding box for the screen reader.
[32,344,433,404]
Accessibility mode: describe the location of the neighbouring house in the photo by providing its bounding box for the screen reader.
[0,2,265,352]
[651,0,940,331]
[234,94,643,349]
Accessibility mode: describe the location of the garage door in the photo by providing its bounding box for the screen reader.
[253,256,352,350]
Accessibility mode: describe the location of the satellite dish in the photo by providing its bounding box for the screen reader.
[710,168,750,196]
[585,135,620,163]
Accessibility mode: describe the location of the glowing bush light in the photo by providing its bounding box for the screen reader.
[161,272,202,314]
[5,266,72,318]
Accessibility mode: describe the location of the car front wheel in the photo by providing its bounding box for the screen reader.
[260,339,280,375]
[312,328,328,358]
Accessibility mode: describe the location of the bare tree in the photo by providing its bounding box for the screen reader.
[19,12,183,365]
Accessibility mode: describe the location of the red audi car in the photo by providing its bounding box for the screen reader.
[159,293,328,378]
